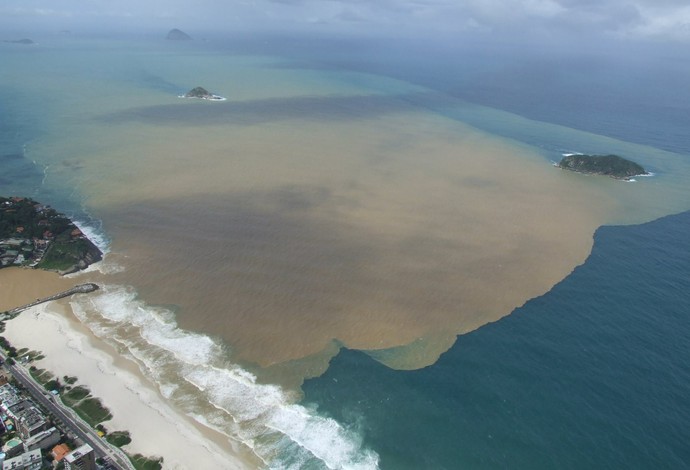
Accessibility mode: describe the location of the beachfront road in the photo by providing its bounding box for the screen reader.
[0,351,134,470]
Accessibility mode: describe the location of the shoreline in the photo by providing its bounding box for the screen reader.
[0,270,258,469]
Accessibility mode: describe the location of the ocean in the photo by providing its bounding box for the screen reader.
[2,32,690,468]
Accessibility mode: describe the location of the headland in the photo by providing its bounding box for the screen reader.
[0,197,102,275]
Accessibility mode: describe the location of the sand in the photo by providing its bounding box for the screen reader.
[1,272,257,470]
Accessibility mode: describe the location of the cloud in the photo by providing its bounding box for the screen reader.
[1,0,689,42]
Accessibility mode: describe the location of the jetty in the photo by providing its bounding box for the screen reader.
[1,283,99,318]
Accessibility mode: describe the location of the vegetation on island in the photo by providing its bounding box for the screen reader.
[557,154,648,179]
[0,196,102,273]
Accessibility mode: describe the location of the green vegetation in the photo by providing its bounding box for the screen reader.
[0,336,17,357]
[106,430,132,447]
[44,379,61,391]
[1,430,18,446]
[18,349,43,362]
[62,385,90,403]
[0,196,102,272]
[37,238,96,271]
[29,367,53,386]
[0,197,69,239]
[63,375,78,385]
[129,454,164,470]
[61,386,112,426]
[557,154,648,179]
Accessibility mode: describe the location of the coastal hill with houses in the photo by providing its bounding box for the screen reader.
[0,197,102,274]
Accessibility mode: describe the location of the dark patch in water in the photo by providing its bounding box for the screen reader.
[136,71,186,95]
[99,92,437,126]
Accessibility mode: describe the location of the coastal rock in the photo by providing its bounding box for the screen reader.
[557,154,648,180]
[166,29,192,40]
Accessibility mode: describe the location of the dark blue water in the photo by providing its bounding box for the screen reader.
[303,208,690,469]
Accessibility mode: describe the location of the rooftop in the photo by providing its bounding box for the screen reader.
[51,443,72,462]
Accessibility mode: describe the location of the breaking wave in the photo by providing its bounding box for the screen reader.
[70,285,379,470]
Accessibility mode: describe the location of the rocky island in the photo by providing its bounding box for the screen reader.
[166,28,192,40]
[557,154,648,180]
[0,197,102,274]
[3,38,35,45]
[179,86,226,101]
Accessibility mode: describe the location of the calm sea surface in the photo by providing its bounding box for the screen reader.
[2,33,690,468]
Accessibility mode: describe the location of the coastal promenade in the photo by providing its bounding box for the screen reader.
[1,283,99,317]
[0,350,134,470]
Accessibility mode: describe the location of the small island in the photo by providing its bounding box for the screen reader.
[557,154,648,180]
[0,197,102,274]
[3,38,35,45]
[166,28,192,41]
[179,86,226,101]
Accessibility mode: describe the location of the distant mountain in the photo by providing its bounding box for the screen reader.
[166,29,192,41]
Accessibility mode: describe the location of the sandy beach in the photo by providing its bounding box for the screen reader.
[1,271,257,470]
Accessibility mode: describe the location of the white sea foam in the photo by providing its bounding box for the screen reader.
[72,217,111,254]
[70,285,380,469]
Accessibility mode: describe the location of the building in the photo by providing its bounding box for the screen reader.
[24,427,60,451]
[1,448,42,470]
[63,444,96,470]
[0,385,21,413]
[50,443,71,463]
[11,406,51,440]
[1,439,24,459]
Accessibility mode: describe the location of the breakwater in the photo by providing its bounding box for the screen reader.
[2,283,99,318]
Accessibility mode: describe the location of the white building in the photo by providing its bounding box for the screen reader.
[1,448,42,470]
[64,444,96,470]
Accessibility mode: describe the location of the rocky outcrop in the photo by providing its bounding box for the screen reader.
[180,86,226,101]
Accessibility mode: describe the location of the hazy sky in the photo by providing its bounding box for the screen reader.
[2,0,690,41]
